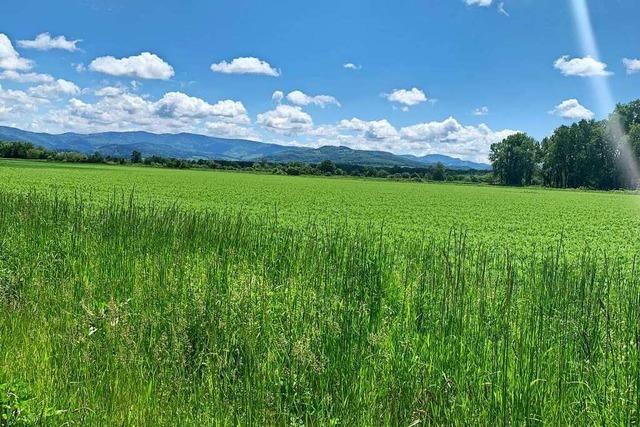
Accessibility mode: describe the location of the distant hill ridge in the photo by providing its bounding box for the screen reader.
[0,126,491,170]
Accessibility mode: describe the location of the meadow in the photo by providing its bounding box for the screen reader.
[2,159,640,255]
[1,160,640,425]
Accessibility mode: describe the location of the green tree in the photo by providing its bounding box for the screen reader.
[629,123,640,159]
[541,120,619,189]
[489,133,538,186]
[612,99,640,133]
[131,150,142,164]
[431,163,446,181]
[611,100,640,188]
[89,151,105,163]
[318,159,337,175]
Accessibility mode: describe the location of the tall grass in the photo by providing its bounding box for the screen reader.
[1,190,639,425]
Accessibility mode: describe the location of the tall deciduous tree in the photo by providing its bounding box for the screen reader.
[629,123,640,159]
[541,120,618,189]
[131,150,142,164]
[613,100,640,133]
[490,133,538,186]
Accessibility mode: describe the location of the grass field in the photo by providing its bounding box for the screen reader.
[1,160,640,425]
[2,159,640,255]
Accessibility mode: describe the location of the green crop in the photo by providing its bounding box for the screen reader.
[1,184,639,425]
[2,159,640,256]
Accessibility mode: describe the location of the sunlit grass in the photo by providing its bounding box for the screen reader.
[2,159,640,257]
[1,190,639,425]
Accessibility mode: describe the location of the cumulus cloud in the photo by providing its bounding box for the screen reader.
[89,52,175,80]
[29,79,81,99]
[257,105,313,134]
[473,106,489,116]
[385,88,427,108]
[18,33,81,52]
[301,116,516,162]
[339,118,399,140]
[398,117,516,161]
[0,34,33,70]
[94,86,125,97]
[59,95,153,131]
[554,55,612,77]
[39,89,252,137]
[0,84,48,114]
[205,122,259,139]
[272,90,284,103]
[401,117,471,141]
[623,58,640,75]
[286,90,340,108]
[0,70,53,83]
[210,57,280,77]
[550,99,594,121]
[465,0,492,6]
[154,92,249,123]
[343,63,361,70]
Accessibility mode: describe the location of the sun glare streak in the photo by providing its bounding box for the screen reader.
[569,0,613,112]
[569,0,639,186]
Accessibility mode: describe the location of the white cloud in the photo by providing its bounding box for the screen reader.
[309,116,515,162]
[66,93,153,124]
[29,79,81,99]
[550,99,594,121]
[401,117,466,141]
[257,105,313,134]
[286,90,340,108]
[623,58,640,75]
[344,63,361,70]
[0,34,33,70]
[18,33,81,52]
[339,118,399,140]
[498,2,509,16]
[89,52,174,80]
[154,92,249,123]
[272,90,284,103]
[0,70,53,83]
[473,106,489,116]
[0,84,48,114]
[205,122,258,139]
[39,89,251,137]
[465,0,492,6]
[554,55,612,77]
[63,94,152,128]
[337,118,370,132]
[385,88,427,107]
[94,86,125,97]
[399,117,517,162]
[210,57,280,77]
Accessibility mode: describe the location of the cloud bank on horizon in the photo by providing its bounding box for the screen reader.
[1,0,639,163]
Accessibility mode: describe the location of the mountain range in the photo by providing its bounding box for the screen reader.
[0,126,491,170]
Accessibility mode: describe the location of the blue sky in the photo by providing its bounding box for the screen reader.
[1,0,640,162]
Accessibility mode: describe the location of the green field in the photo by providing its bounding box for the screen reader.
[2,159,640,255]
[1,160,640,425]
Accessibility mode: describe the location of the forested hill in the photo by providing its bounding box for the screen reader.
[0,126,490,170]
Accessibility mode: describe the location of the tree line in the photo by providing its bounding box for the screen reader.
[0,142,491,184]
[490,99,640,189]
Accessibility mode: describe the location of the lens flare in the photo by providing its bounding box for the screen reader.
[569,0,639,186]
